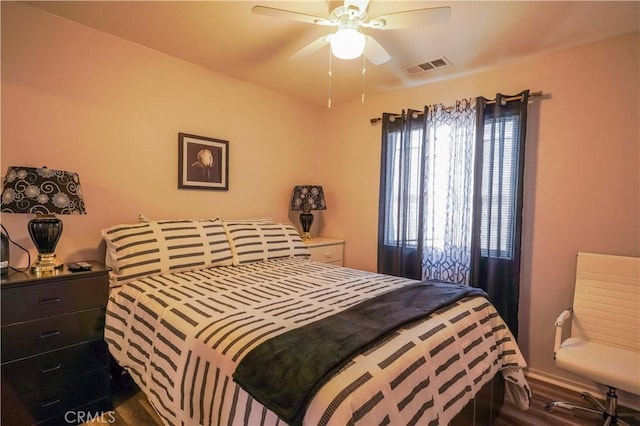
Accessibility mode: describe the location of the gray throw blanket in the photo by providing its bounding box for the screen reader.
[232,281,487,425]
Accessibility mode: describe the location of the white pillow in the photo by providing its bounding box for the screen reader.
[220,217,274,225]
[102,218,233,287]
[137,213,153,223]
[223,222,310,266]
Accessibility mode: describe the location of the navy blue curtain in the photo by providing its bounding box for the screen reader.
[470,90,530,339]
[377,110,425,280]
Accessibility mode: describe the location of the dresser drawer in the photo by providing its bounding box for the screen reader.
[1,367,109,425]
[2,340,108,396]
[1,308,105,362]
[308,242,344,264]
[1,275,108,324]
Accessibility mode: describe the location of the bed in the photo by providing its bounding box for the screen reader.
[102,218,531,425]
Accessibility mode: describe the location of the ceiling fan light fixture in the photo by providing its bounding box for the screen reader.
[330,28,366,60]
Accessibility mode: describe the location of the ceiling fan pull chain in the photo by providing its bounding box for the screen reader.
[328,49,333,108]
[361,52,366,104]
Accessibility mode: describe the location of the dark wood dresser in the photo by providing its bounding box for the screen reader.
[1,261,112,425]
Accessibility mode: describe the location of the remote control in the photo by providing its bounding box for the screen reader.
[68,262,92,271]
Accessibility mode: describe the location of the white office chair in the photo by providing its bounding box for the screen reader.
[545,252,640,425]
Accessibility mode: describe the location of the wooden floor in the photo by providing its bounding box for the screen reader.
[496,378,640,426]
[92,376,640,425]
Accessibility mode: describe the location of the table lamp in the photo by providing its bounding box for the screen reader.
[1,166,86,272]
[290,185,326,240]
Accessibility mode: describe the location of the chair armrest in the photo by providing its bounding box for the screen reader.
[553,308,572,356]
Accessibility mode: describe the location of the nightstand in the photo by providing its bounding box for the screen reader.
[1,261,112,425]
[304,237,345,266]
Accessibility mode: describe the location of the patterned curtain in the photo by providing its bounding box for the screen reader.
[470,90,530,339]
[422,99,477,283]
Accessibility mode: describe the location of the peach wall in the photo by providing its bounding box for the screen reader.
[319,32,639,402]
[2,1,639,405]
[1,3,323,265]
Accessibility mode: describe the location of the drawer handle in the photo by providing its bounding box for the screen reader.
[40,363,62,374]
[38,297,61,305]
[40,397,62,408]
[39,330,61,339]
[323,253,332,259]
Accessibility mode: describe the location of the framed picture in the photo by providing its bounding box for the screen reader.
[178,133,229,190]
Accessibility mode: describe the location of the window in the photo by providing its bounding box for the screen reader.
[424,123,465,250]
[479,114,521,259]
[384,123,469,250]
[383,127,423,247]
[383,113,521,259]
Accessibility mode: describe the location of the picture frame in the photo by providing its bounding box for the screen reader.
[178,133,229,190]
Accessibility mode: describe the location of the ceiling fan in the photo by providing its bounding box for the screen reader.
[251,0,451,65]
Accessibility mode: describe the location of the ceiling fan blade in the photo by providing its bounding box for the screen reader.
[366,6,451,30]
[251,5,334,26]
[364,36,391,65]
[344,0,370,13]
[290,36,330,59]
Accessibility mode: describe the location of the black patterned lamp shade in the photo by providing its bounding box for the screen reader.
[1,166,86,272]
[290,185,326,240]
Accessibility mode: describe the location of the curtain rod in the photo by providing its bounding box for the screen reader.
[370,90,545,125]
[486,90,543,104]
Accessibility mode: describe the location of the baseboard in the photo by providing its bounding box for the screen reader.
[526,368,640,411]
[525,368,599,394]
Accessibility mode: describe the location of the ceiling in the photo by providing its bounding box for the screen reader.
[26,1,640,107]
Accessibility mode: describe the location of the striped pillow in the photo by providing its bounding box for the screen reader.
[224,222,310,266]
[102,219,233,287]
[220,217,274,225]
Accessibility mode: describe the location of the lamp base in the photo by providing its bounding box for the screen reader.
[28,215,64,273]
[299,211,314,240]
[31,253,64,273]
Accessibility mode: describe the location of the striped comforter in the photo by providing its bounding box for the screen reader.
[105,257,529,425]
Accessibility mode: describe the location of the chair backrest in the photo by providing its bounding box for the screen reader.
[571,252,640,352]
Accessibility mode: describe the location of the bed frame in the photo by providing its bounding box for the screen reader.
[452,373,505,425]
[109,360,506,425]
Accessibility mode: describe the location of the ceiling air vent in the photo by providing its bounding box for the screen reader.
[406,56,452,75]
